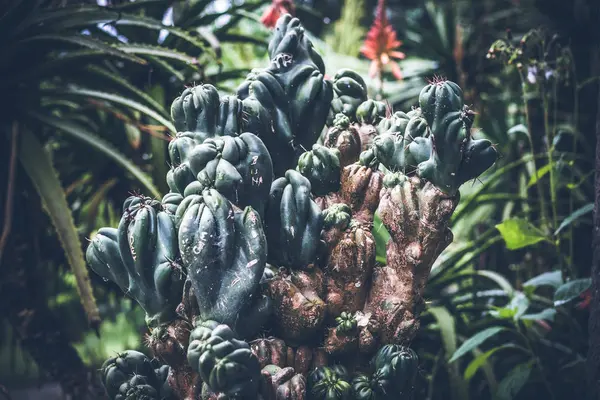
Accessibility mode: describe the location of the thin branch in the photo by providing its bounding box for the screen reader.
[0,122,19,264]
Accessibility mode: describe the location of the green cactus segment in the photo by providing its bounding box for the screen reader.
[327,69,368,125]
[418,79,464,134]
[373,345,419,396]
[101,351,173,400]
[87,196,184,328]
[115,375,159,400]
[178,189,267,328]
[217,95,245,137]
[356,99,387,125]
[265,170,324,269]
[297,144,341,197]
[308,367,353,400]
[161,192,183,215]
[322,204,352,231]
[352,370,392,400]
[170,84,221,136]
[371,109,431,173]
[86,227,130,294]
[182,133,273,216]
[187,320,261,398]
[416,79,498,194]
[237,15,333,176]
[334,312,357,334]
[376,111,411,137]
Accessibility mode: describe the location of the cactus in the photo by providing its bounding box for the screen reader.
[86,14,497,400]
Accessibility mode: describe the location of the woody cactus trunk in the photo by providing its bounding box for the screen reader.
[86,15,498,400]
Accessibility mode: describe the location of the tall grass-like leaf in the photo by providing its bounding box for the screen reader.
[464,344,519,381]
[18,129,100,327]
[28,111,161,199]
[16,34,147,64]
[428,306,469,400]
[450,327,507,363]
[117,43,202,66]
[44,88,176,133]
[495,362,533,400]
[554,203,594,236]
[82,65,169,118]
[16,9,210,53]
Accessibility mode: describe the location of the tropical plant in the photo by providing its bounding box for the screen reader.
[85,13,499,399]
[0,0,269,395]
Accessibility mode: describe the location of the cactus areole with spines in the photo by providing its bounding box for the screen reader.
[86,14,498,400]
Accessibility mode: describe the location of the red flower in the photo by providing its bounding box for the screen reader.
[261,0,296,29]
[360,0,406,80]
[576,288,592,310]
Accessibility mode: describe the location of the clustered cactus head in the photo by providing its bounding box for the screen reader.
[87,14,498,400]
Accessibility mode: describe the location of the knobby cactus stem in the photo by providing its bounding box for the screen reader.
[366,175,458,344]
[86,13,498,400]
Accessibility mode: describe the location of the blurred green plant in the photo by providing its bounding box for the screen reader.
[0,0,269,394]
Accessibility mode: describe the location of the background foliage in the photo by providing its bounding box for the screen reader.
[0,0,597,399]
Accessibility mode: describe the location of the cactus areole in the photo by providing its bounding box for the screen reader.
[86,14,498,400]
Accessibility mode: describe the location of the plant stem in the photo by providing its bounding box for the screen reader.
[519,73,550,232]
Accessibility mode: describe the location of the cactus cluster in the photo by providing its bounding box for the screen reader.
[86,14,497,400]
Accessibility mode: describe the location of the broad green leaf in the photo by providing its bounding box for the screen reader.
[554,203,594,236]
[464,344,517,381]
[489,292,529,321]
[488,306,516,320]
[429,306,469,400]
[495,218,550,250]
[28,111,161,198]
[520,308,557,322]
[554,278,592,306]
[18,130,100,327]
[510,292,530,320]
[523,270,563,290]
[450,327,506,363]
[495,362,533,400]
[43,88,175,133]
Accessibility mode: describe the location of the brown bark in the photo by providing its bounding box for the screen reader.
[364,176,458,344]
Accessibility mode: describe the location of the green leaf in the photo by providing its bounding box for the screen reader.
[464,344,516,381]
[554,203,594,236]
[116,43,202,66]
[17,34,146,64]
[520,308,557,322]
[44,87,176,133]
[495,218,550,250]
[28,111,161,199]
[18,129,100,327]
[17,9,209,52]
[495,362,533,400]
[523,271,564,290]
[373,212,390,264]
[527,163,553,187]
[450,327,506,363]
[428,306,469,400]
[553,278,592,307]
[83,65,169,118]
